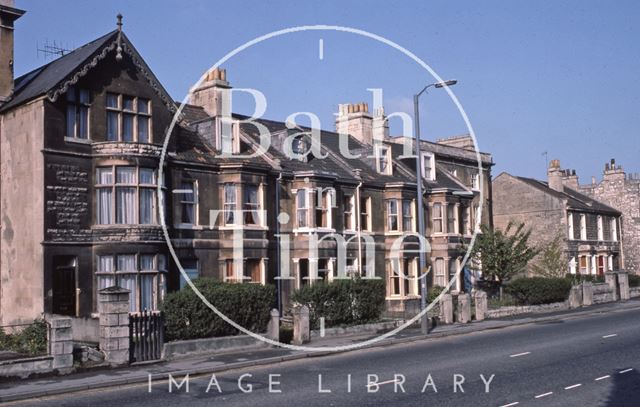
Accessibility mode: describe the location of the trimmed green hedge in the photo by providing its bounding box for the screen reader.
[161,278,276,341]
[505,277,573,305]
[290,278,385,329]
[428,286,445,303]
[0,319,48,355]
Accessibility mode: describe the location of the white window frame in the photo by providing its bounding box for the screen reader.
[567,213,574,240]
[579,214,587,240]
[610,218,618,241]
[597,215,604,241]
[360,196,372,232]
[178,180,198,227]
[421,152,435,181]
[66,87,90,142]
[344,194,356,231]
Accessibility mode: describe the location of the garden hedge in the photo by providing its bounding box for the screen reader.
[161,278,276,341]
[290,278,385,329]
[0,318,48,355]
[505,277,572,305]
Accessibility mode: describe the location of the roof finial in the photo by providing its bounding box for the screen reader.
[115,13,123,62]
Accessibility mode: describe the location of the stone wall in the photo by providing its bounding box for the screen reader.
[486,301,569,319]
[592,282,616,304]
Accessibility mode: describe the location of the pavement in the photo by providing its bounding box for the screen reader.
[1,298,640,405]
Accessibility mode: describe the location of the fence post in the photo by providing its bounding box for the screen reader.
[292,305,310,345]
[582,282,593,307]
[568,285,582,309]
[605,272,618,301]
[47,315,74,373]
[457,294,471,323]
[267,308,280,342]
[98,286,131,366]
[439,294,454,324]
[474,291,487,321]
[617,271,630,301]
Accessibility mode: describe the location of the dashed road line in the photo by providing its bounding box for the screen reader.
[564,383,582,390]
[534,391,553,399]
[509,352,531,358]
[500,402,519,407]
[602,334,618,339]
[619,368,633,374]
[595,375,610,381]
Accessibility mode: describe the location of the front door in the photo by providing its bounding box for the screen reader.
[52,256,77,316]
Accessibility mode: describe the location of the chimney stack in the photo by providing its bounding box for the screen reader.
[190,67,231,117]
[335,102,388,146]
[547,159,564,192]
[0,0,25,103]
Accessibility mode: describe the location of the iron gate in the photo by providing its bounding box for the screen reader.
[129,311,164,363]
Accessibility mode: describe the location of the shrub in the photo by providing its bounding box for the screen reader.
[0,318,48,355]
[505,277,572,305]
[428,286,445,303]
[290,278,385,329]
[628,274,640,287]
[161,278,276,341]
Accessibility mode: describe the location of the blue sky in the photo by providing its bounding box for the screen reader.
[14,0,640,181]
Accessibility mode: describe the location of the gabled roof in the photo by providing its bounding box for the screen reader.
[507,174,621,215]
[1,30,175,114]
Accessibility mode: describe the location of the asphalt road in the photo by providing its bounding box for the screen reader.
[10,307,640,407]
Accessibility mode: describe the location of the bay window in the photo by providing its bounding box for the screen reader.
[296,189,309,228]
[434,258,446,287]
[96,253,166,312]
[344,194,355,231]
[243,185,261,225]
[96,166,159,225]
[432,203,443,234]
[360,196,371,231]
[223,184,237,225]
[387,200,399,231]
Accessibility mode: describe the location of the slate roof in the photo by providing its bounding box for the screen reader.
[1,30,119,112]
[514,175,621,215]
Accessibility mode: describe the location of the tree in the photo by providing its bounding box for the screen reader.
[531,233,567,278]
[470,221,539,298]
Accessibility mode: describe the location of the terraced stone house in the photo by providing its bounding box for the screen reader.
[0,11,493,328]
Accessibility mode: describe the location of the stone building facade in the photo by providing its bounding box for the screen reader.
[577,159,640,274]
[0,13,493,326]
[493,160,623,276]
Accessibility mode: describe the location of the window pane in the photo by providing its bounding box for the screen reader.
[116,167,136,184]
[117,187,136,224]
[98,275,115,290]
[140,275,154,310]
[119,274,137,312]
[243,185,259,225]
[139,188,155,224]
[122,114,134,141]
[107,111,118,141]
[116,255,136,271]
[123,96,135,111]
[66,106,76,138]
[140,254,154,270]
[97,167,113,184]
[78,106,89,139]
[403,200,412,231]
[79,89,90,104]
[139,168,155,185]
[137,98,149,114]
[223,184,236,224]
[98,256,114,272]
[97,188,113,224]
[138,116,149,143]
[106,93,119,108]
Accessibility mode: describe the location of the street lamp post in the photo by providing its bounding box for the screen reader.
[414,79,457,335]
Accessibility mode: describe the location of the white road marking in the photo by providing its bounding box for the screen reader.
[595,375,610,381]
[510,352,531,358]
[602,334,618,339]
[534,392,553,399]
[564,383,582,390]
[619,368,633,374]
[320,317,325,337]
[318,39,324,60]
[500,402,520,407]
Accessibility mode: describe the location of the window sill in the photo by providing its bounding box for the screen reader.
[292,227,336,234]
[92,224,161,229]
[219,225,268,231]
[174,224,204,230]
[65,137,91,145]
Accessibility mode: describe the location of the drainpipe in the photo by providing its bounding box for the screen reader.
[275,172,283,314]
[355,176,363,275]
